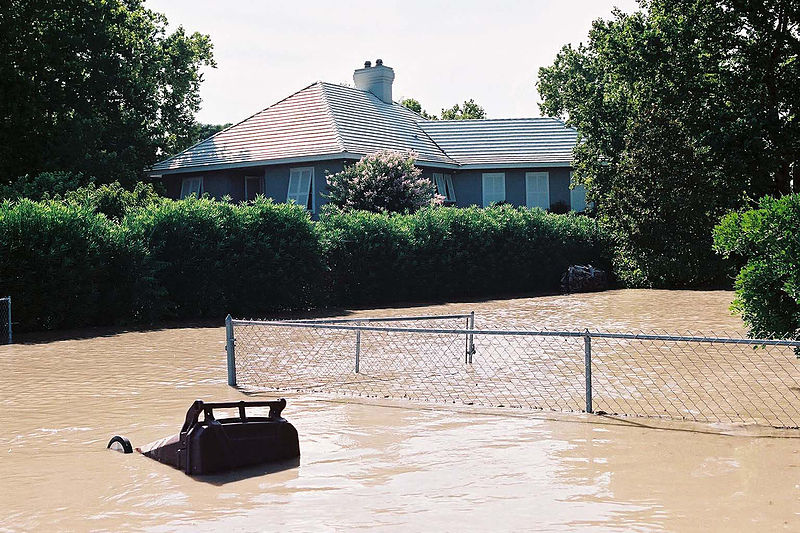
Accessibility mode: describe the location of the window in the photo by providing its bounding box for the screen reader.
[244,176,263,201]
[287,167,314,211]
[525,172,550,210]
[180,177,203,199]
[432,173,457,203]
[482,173,505,206]
[569,172,589,212]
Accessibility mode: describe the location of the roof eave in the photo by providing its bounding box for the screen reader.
[149,152,363,176]
[456,161,573,170]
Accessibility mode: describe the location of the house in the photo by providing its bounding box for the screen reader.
[150,60,585,213]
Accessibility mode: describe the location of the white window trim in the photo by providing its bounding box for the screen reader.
[180,176,203,199]
[432,172,457,202]
[525,172,550,210]
[482,173,506,207]
[244,175,263,201]
[287,167,315,212]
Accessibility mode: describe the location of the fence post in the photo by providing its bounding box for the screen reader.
[226,314,236,386]
[6,296,11,345]
[466,311,475,364]
[584,330,593,414]
[355,328,361,373]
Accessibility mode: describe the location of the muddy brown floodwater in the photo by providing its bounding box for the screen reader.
[2,289,799,531]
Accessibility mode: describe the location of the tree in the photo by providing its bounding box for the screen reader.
[440,99,486,120]
[399,98,435,119]
[714,194,800,344]
[185,123,233,149]
[536,1,800,287]
[0,0,215,189]
[0,171,87,201]
[401,97,487,120]
[325,150,435,213]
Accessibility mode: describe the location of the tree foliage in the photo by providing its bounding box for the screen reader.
[537,0,800,287]
[187,123,232,148]
[0,171,89,201]
[60,181,163,221]
[400,97,487,120]
[325,150,435,213]
[399,98,435,119]
[440,99,487,120]
[714,194,800,342]
[0,0,215,188]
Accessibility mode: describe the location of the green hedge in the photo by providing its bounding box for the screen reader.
[0,198,608,332]
[714,194,800,340]
[318,205,608,306]
[126,196,323,319]
[0,199,144,330]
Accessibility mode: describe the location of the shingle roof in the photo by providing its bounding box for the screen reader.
[418,118,576,167]
[152,82,454,173]
[151,83,575,174]
[321,83,456,166]
[152,83,341,173]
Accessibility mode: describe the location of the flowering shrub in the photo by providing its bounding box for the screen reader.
[325,150,435,213]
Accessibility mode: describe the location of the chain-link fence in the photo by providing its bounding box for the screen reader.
[226,313,800,428]
[0,297,10,345]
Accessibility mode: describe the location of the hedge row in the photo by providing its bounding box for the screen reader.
[0,198,609,332]
[319,205,607,305]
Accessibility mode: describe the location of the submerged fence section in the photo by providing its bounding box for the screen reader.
[226,314,800,428]
[0,297,10,344]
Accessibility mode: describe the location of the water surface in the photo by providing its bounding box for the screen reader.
[2,290,798,531]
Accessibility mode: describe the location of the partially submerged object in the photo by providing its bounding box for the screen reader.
[561,264,608,293]
[107,399,299,475]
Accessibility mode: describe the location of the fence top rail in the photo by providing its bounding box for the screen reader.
[283,313,472,324]
[230,318,800,347]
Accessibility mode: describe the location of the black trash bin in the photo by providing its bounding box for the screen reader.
[133,399,300,475]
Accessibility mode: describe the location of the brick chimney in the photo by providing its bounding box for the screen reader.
[353,58,395,103]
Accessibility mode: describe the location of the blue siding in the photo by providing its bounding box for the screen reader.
[168,161,345,219]
[421,166,575,210]
[167,162,576,213]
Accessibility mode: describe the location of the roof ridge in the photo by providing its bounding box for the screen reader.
[317,82,347,154]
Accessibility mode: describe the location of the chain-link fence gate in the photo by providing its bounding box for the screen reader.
[0,297,10,345]
[225,313,800,428]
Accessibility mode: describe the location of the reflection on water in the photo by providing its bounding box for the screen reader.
[1,290,798,531]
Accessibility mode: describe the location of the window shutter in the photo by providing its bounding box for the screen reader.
[482,173,505,206]
[287,168,314,211]
[444,174,456,202]
[525,172,549,209]
[433,173,446,196]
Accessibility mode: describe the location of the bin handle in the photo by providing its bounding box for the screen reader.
[180,399,287,433]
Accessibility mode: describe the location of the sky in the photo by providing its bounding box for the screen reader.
[146,0,641,125]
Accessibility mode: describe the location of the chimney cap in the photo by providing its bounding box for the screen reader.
[375,58,383,66]
[364,60,371,68]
